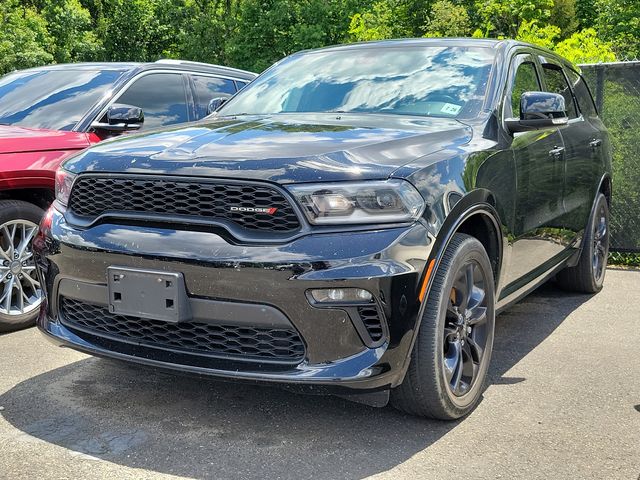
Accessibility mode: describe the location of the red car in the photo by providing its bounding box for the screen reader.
[0,61,256,331]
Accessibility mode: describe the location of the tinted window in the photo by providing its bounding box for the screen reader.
[116,73,188,129]
[220,47,495,119]
[542,64,578,119]
[0,69,123,130]
[511,60,541,117]
[236,81,248,90]
[192,75,236,119]
[565,68,598,117]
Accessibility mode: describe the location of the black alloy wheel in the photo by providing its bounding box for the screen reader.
[443,260,490,397]
[591,201,608,285]
[392,233,495,419]
[557,193,609,293]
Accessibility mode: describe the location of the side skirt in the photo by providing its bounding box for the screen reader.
[496,249,575,314]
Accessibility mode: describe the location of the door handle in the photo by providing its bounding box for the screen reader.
[549,146,565,158]
[589,139,603,149]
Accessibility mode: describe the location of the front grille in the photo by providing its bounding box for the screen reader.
[357,306,384,342]
[60,297,305,363]
[68,176,301,232]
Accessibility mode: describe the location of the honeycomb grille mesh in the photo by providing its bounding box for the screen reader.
[68,176,301,232]
[60,297,305,362]
[357,305,384,342]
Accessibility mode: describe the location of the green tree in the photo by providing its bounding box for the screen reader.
[594,0,640,59]
[555,28,616,63]
[475,0,554,37]
[42,0,102,62]
[0,1,53,74]
[575,0,597,29]
[515,20,560,50]
[95,0,183,62]
[424,0,472,37]
[348,0,401,41]
[229,0,366,72]
[550,0,578,38]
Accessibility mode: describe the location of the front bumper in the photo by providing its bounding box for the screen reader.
[36,207,434,394]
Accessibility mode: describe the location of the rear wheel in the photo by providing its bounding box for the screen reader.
[0,200,45,333]
[391,233,495,419]
[557,193,609,293]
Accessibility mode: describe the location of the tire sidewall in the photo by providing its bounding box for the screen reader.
[429,237,496,415]
[0,200,45,329]
[587,194,610,291]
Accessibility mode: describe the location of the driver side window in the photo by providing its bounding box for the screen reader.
[510,59,541,118]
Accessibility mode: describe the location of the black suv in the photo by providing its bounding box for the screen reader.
[35,39,612,419]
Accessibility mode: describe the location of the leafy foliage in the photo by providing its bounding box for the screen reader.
[594,0,640,59]
[609,253,640,267]
[474,0,555,38]
[0,1,53,74]
[348,1,405,42]
[555,28,616,63]
[423,0,472,38]
[0,0,634,74]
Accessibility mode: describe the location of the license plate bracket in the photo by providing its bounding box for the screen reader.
[107,267,191,323]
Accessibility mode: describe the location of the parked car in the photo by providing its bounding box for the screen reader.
[0,60,256,331]
[35,39,611,419]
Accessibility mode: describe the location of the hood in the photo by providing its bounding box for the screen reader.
[0,125,92,154]
[64,114,473,183]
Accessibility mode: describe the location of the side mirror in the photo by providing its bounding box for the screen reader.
[91,104,144,133]
[506,92,569,133]
[207,97,229,115]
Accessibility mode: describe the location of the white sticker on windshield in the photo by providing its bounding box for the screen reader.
[441,103,462,115]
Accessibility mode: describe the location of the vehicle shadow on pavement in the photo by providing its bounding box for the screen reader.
[0,281,592,480]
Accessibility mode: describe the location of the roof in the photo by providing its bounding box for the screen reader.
[12,60,256,80]
[291,37,576,68]
[298,37,509,54]
[18,62,140,72]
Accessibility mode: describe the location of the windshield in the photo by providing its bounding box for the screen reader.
[0,68,124,131]
[219,46,495,119]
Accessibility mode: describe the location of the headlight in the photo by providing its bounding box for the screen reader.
[54,168,76,207]
[287,180,425,225]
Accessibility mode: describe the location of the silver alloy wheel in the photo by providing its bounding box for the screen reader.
[0,220,42,316]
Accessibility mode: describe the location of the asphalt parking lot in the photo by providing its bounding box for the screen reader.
[1,268,638,480]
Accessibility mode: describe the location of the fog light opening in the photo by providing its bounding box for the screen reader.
[308,288,373,304]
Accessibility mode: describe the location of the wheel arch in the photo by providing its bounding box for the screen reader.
[394,191,504,387]
[0,187,54,211]
[567,173,612,267]
[428,189,504,289]
[598,173,612,207]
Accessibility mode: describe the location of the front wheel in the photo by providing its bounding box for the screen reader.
[391,233,495,419]
[0,200,45,332]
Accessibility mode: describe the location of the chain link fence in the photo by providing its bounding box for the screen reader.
[580,61,640,254]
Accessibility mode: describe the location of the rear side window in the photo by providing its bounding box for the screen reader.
[565,69,598,117]
[542,64,578,119]
[192,75,237,119]
[236,81,248,90]
[511,61,541,118]
[116,73,189,130]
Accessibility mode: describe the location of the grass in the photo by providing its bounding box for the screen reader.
[609,251,640,267]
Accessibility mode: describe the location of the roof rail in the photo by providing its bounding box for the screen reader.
[154,59,255,76]
[156,59,212,67]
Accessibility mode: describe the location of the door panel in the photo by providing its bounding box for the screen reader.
[558,67,605,240]
[502,54,568,290]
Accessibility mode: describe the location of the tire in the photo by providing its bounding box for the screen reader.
[391,233,495,420]
[0,200,45,333]
[556,193,609,294]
